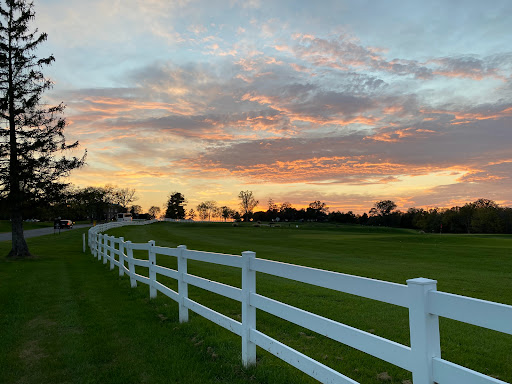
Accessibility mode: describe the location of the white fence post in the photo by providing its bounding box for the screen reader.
[118,237,125,277]
[407,278,441,384]
[96,233,101,260]
[91,233,96,257]
[102,235,108,265]
[109,236,115,270]
[148,240,157,299]
[242,250,256,367]
[126,241,137,288]
[178,245,189,323]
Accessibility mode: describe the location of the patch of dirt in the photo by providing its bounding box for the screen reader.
[377,371,392,381]
[26,316,57,329]
[19,340,46,361]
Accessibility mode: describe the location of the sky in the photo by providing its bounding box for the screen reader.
[33,0,512,213]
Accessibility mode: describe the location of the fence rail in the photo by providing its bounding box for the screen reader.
[87,221,511,384]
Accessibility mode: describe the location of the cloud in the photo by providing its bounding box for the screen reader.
[287,34,511,81]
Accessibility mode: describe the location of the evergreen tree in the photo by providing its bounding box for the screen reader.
[165,192,186,219]
[0,0,85,257]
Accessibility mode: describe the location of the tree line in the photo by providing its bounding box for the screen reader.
[165,192,512,234]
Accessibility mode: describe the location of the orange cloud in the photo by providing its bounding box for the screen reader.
[368,127,437,143]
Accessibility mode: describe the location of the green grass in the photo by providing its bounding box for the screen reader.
[0,220,54,233]
[1,222,511,383]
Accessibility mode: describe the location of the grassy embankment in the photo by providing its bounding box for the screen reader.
[1,222,511,383]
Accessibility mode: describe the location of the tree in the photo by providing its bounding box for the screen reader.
[196,200,217,221]
[113,187,137,210]
[196,203,208,220]
[0,0,85,257]
[238,190,258,221]
[165,192,186,219]
[307,200,328,221]
[372,200,397,216]
[148,206,161,220]
[129,205,142,216]
[220,206,235,221]
[187,208,195,220]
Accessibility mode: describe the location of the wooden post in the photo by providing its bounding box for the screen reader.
[118,237,125,277]
[407,278,441,384]
[242,250,256,367]
[178,245,188,323]
[148,240,157,299]
[82,233,86,253]
[126,241,137,288]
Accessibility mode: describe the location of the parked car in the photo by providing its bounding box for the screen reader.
[55,219,74,229]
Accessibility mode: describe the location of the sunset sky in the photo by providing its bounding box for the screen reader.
[35,0,512,213]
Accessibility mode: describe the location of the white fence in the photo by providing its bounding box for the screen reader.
[87,221,512,384]
[161,218,233,223]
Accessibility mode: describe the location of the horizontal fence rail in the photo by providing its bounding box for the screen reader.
[87,221,511,384]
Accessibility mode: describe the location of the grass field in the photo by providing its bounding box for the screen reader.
[1,222,511,383]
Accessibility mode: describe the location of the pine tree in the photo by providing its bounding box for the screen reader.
[0,0,85,258]
[165,192,186,219]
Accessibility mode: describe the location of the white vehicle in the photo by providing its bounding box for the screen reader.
[116,213,132,222]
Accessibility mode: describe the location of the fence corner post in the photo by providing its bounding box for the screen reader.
[149,240,157,299]
[242,250,256,367]
[118,237,125,277]
[126,241,137,288]
[407,277,440,384]
[177,245,189,323]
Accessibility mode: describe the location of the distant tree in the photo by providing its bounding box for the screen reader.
[232,211,242,221]
[196,203,208,220]
[220,206,235,221]
[0,0,85,257]
[280,202,292,211]
[266,198,278,221]
[372,200,397,216]
[148,206,161,219]
[129,205,143,217]
[328,210,357,224]
[187,208,196,220]
[113,187,138,210]
[165,192,187,219]
[238,190,258,221]
[470,199,503,233]
[196,200,217,221]
[307,200,328,220]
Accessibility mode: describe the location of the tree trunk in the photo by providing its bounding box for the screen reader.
[8,213,31,258]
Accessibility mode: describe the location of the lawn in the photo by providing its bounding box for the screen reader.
[1,222,511,384]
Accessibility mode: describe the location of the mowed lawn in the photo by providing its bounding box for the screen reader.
[1,223,511,384]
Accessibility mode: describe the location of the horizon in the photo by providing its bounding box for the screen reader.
[33,0,512,213]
